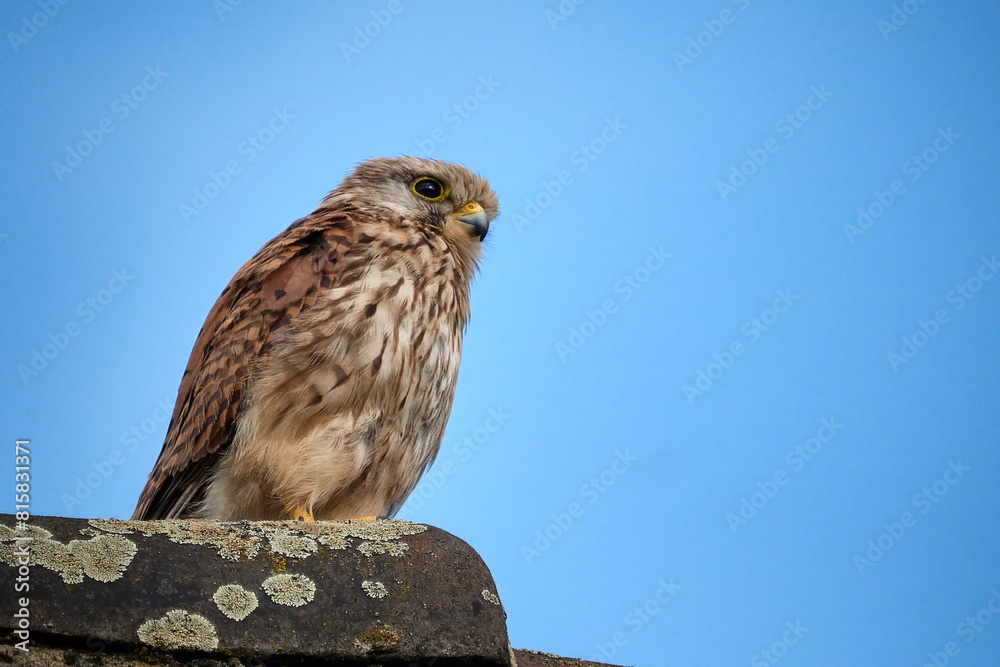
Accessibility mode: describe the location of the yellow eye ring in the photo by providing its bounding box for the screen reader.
[411,177,449,202]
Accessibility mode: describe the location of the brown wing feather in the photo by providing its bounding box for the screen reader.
[132,209,357,519]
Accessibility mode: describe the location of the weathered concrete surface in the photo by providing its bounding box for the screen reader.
[0,514,512,665]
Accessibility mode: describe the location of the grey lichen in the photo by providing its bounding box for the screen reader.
[357,540,409,557]
[137,609,219,651]
[0,525,81,583]
[322,519,428,542]
[266,528,318,559]
[482,589,501,606]
[213,583,258,621]
[0,524,136,584]
[320,520,425,557]
[4,518,424,584]
[90,518,262,561]
[262,573,316,607]
[362,580,388,599]
[71,534,138,582]
[317,533,349,550]
[87,517,426,563]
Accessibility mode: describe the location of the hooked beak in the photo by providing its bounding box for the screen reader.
[457,201,490,241]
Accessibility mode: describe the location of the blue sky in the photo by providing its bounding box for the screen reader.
[2,1,999,665]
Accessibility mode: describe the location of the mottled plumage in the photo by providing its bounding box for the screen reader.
[133,156,498,521]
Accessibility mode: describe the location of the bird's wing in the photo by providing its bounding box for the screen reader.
[132,211,358,519]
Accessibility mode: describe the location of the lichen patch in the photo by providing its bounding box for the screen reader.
[69,534,138,582]
[0,524,136,584]
[362,580,388,599]
[1,525,79,583]
[482,589,501,606]
[317,533,349,550]
[262,573,316,607]
[266,528,318,559]
[357,540,409,557]
[90,518,262,561]
[137,609,219,651]
[213,584,258,621]
[264,518,428,548]
[89,518,134,535]
[86,518,426,563]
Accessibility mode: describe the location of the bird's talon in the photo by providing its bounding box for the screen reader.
[289,507,314,522]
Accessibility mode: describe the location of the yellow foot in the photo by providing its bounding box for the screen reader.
[289,507,314,522]
[353,515,378,522]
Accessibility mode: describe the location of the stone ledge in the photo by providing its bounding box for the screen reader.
[0,514,509,665]
[0,514,627,667]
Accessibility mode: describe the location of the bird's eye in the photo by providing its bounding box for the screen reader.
[411,177,448,202]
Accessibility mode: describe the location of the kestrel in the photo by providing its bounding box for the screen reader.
[132,156,498,522]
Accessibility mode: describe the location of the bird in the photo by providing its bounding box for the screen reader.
[132,156,498,522]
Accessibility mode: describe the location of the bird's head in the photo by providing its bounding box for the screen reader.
[323,156,499,260]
